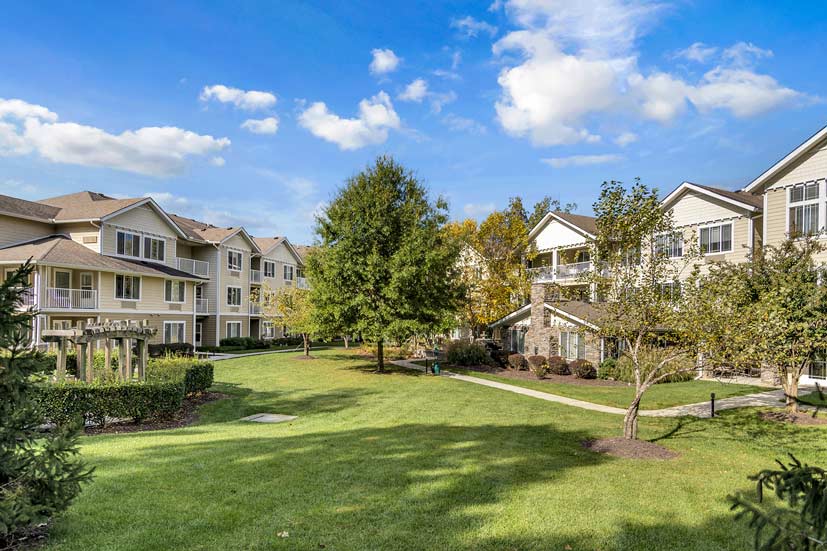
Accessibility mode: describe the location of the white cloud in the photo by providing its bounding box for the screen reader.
[451,50,462,70]
[689,68,800,118]
[429,91,457,113]
[629,71,690,123]
[3,179,37,195]
[541,153,623,168]
[200,84,277,111]
[463,202,496,217]
[298,91,400,150]
[674,42,718,63]
[144,191,190,208]
[442,114,487,135]
[369,48,401,75]
[209,157,226,167]
[451,16,498,38]
[399,79,428,102]
[433,69,461,81]
[722,42,772,67]
[241,116,279,135]
[0,98,230,176]
[614,131,638,146]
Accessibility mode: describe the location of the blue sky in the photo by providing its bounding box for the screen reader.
[1,1,826,243]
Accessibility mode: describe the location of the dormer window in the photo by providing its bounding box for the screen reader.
[228,250,242,272]
[116,231,141,258]
[143,236,165,262]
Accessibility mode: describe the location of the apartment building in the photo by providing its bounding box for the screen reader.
[0,191,306,348]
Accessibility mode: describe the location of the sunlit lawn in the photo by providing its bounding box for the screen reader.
[46,349,826,550]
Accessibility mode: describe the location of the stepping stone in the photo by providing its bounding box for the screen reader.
[241,413,297,423]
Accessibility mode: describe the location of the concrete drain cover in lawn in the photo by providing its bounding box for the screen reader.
[241,413,297,423]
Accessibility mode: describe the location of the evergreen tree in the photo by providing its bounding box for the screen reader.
[0,263,92,545]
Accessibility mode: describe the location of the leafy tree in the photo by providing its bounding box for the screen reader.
[309,156,463,371]
[586,180,702,439]
[731,455,827,550]
[524,195,577,229]
[0,263,92,545]
[254,285,315,356]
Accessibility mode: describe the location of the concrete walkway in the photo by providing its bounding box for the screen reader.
[391,359,790,418]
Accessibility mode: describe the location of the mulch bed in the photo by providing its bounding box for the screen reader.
[84,392,229,435]
[2,522,50,551]
[759,410,827,426]
[458,364,626,387]
[582,437,679,460]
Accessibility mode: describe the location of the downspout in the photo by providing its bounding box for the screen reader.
[213,243,221,347]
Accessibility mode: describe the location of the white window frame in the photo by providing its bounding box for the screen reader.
[163,321,186,344]
[143,235,166,263]
[114,274,141,301]
[698,222,734,255]
[655,232,683,258]
[262,321,276,339]
[559,331,585,360]
[227,250,243,272]
[164,280,186,304]
[283,264,294,281]
[116,230,142,258]
[54,269,71,289]
[195,322,203,347]
[226,321,242,339]
[226,285,242,306]
[79,272,94,291]
[263,260,276,278]
[787,182,822,238]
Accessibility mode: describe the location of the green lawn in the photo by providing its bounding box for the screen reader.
[448,368,766,410]
[45,349,825,550]
[799,389,827,407]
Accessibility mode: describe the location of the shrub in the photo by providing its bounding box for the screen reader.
[570,359,597,379]
[148,342,193,357]
[547,355,570,375]
[445,341,489,366]
[147,357,214,395]
[507,353,527,370]
[526,355,548,379]
[598,358,617,380]
[489,349,509,368]
[42,349,121,375]
[37,380,186,426]
[615,351,696,384]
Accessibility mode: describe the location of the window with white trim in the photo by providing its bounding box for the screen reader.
[262,321,276,339]
[263,260,276,278]
[115,274,140,300]
[143,236,165,262]
[699,223,733,254]
[226,321,242,339]
[283,264,294,281]
[163,321,186,344]
[227,250,242,271]
[789,183,820,237]
[810,350,826,380]
[165,280,186,303]
[658,281,682,300]
[116,230,141,258]
[227,286,242,306]
[559,331,585,360]
[655,232,683,258]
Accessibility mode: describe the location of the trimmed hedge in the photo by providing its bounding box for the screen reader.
[526,355,548,379]
[507,353,527,370]
[547,356,570,375]
[445,341,489,366]
[37,380,185,426]
[148,342,193,358]
[42,350,120,375]
[217,336,303,349]
[489,349,509,368]
[598,358,617,380]
[146,357,214,395]
[570,359,597,379]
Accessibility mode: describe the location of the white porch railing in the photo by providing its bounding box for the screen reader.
[249,303,262,315]
[177,257,210,278]
[250,270,262,284]
[296,277,309,289]
[195,298,209,314]
[17,288,36,307]
[45,288,97,309]
[527,266,555,282]
[556,261,592,280]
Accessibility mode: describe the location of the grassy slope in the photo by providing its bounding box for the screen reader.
[46,349,825,551]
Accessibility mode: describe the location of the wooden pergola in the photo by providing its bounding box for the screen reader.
[41,319,157,382]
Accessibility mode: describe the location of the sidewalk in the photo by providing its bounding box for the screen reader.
[391,359,790,419]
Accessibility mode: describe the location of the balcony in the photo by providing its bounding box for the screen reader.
[195,298,209,314]
[250,269,262,284]
[178,257,210,278]
[528,262,607,283]
[249,303,262,315]
[296,277,309,289]
[556,261,592,280]
[45,288,97,309]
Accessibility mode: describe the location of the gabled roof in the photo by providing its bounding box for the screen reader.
[38,191,146,221]
[0,235,206,280]
[661,181,763,213]
[0,194,61,222]
[528,210,597,241]
[293,244,315,262]
[742,124,827,194]
[253,236,285,253]
[489,300,606,330]
[168,213,258,250]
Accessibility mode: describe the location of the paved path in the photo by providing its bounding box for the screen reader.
[391,359,790,418]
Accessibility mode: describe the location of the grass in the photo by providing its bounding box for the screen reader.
[799,388,827,407]
[45,349,826,550]
[206,342,344,355]
[447,368,766,410]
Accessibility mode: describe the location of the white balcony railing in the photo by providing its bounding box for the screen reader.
[249,303,262,315]
[296,277,309,289]
[250,269,262,284]
[195,298,209,314]
[45,288,97,309]
[556,261,592,280]
[177,257,210,278]
[527,266,555,282]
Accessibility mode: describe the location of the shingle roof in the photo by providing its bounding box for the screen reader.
[691,183,763,209]
[37,191,145,221]
[546,300,607,326]
[293,244,315,262]
[252,236,284,253]
[553,211,598,235]
[0,194,61,221]
[0,236,206,280]
[168,213,239,243]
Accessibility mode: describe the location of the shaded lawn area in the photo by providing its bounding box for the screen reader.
[448,368,766,410]
[799,389,827,407]
[46,349,826,551]
[207,343,344,355]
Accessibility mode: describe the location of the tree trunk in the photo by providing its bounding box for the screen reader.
[303,333,310,357]
[783,372,800,414]
[343,335,349,349]
[623,391,644,440]
[377,339,385,372]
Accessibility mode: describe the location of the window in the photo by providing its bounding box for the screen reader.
[699,223,733,254]
[165,280,186,303]
[283,264,294,281]
[574,250,590,264]
[227,286,242,306]
[810,350,827,381]
[227,250,242,272]
[115,275,140,300]
[163,321,186,344]
[543,309,551,328]
[226,321,242,338]
[195,323,203,347]
[79,272,93,291]
[263,260,276,278]
[143,236,165,262]
[655,232,683,258]
[54,270,71,289]
[789,183,820,237]
[658,281,682,300]
[116,231,141,258]
[560,331,585,360]
[262,321,276,339]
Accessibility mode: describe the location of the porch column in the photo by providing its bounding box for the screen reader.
[552,249,558,281]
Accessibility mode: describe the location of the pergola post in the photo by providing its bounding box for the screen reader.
[104,338,113,379]
[56,337,67,381]
[118,339,128,380]
[78,343,88,382]
[124,338,132,380]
